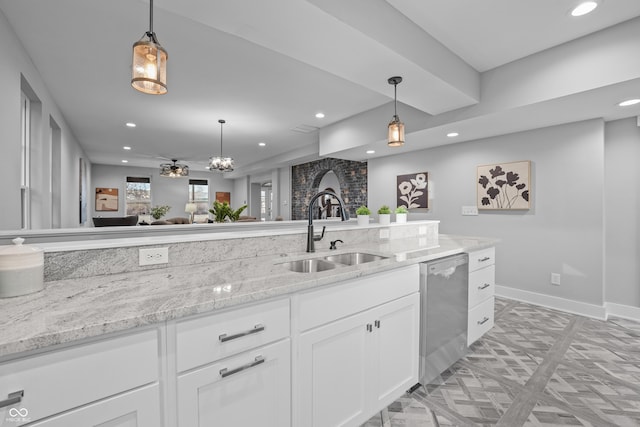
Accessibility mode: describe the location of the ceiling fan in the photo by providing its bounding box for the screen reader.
[159,159,189,178]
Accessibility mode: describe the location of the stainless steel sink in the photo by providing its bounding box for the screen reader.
[324,252,388,266]
[280,258,337,273]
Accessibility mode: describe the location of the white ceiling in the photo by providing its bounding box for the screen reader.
[1,0,640,177]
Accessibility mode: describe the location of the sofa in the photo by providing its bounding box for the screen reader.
[92,215,139,227]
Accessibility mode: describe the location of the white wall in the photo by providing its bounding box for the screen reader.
[369,119,605,306]
[604,118,640,308]
[0,9,89,230]
[91,164,234,221]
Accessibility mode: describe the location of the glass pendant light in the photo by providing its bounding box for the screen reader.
[131,0,168,95]
[209,120,235,172]
[387,76,405,147]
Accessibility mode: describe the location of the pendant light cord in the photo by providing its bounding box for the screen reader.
[394,83,398,118]
[149,0,154,34]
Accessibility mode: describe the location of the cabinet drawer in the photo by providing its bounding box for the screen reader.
[298,265,419,331]
[468,265,495,308]
[468,247,495,272]
[177,298,290,372]
[177,339,291,427]
[467,297,494,345]
[0,329,159,426]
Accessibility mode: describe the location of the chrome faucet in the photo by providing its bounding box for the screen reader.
[307,190,350,252]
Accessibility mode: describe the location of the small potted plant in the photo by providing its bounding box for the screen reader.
[395,205,408,224]
[377,205,391,225]
[150,205,171,221]
[355,205,371,226]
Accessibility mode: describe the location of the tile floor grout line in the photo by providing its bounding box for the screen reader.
[494,316,585,427]
[410,388,482,427]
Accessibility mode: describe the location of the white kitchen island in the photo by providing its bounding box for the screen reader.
[0,221,497,426]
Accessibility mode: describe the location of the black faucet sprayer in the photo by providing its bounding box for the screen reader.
[307,190,349,252]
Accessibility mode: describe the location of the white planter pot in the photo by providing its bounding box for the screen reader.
[395,213,407,224]
[378,214,391,225]
[357,215,370,226]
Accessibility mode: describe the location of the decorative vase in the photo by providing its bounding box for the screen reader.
[395,213,407,224]
[357,215,370,226]
[378,214,391,225]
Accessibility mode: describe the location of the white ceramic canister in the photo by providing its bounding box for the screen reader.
[0,237,44,298]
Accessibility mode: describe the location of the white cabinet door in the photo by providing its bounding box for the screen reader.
[298,294,420,427]
[177,339,291,427]
[29,384,161,427]
[371,293,420,410]
[298,309,370,427]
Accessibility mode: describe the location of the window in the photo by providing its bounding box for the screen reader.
[126,177,151,216]
[20,91,31,229]
[188,179,209,214]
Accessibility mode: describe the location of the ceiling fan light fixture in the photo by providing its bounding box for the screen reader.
[160,159,189,177]
[387,76,405,147]
[131,0,168,95]
[209,119,235,172]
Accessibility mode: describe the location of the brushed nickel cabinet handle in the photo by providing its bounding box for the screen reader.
[477,317,490,325]
[219,324,265,343]
[478,256,491,262]
[220,356,265,378]
[478,283,491,290]
[374,320,381,328]
[0,390,24,409]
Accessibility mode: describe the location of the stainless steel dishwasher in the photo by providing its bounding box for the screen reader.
[419,254,469,385]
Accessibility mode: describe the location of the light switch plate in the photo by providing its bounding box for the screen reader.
[461,206,478,216]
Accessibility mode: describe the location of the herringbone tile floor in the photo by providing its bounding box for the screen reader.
[362,298,640,427]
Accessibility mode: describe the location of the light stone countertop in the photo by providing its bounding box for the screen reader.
[0,234,498,360]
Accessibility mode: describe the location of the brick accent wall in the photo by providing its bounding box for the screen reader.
[291,158,368,220]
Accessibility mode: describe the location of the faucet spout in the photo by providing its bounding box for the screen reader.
[306,190,349,252]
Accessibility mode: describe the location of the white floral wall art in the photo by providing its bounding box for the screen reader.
[477,160,530,210]
[397,172,428,209]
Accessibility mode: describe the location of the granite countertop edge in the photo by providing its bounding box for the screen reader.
[0,234,498,359]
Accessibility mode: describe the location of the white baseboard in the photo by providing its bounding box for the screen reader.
[495,285,607,320]
[604,302,640,322]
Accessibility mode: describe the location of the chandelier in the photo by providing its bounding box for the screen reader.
[209,119,235,172]
[131,0,168,95]
[387,76,405,147]
[160,159,188,177]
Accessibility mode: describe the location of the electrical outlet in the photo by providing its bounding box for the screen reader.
[461,206,478,216]
[418,225,427,235]
[551,273,561,286]
[379,229,390,239]
[139,247,169,266]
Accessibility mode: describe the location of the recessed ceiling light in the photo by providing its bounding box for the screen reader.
[121,160,128,163]
[126,122,136,128]
[570,1,598,17]
[123,146,131,150]
[366,150,375,154]
[258,142,266,147]
[315,112,325,119]
[618,99,640,107]
[447,132,459,138]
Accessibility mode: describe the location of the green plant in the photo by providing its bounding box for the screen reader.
[356,205,371,216]
[150,205,171,220]
[228,204,248,222]
[209,201,248,223]
[395,205,408,214]
[377,205,391,215]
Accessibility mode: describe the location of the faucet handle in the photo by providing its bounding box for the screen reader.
[313,226,326,241]
[329,239,343,250]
